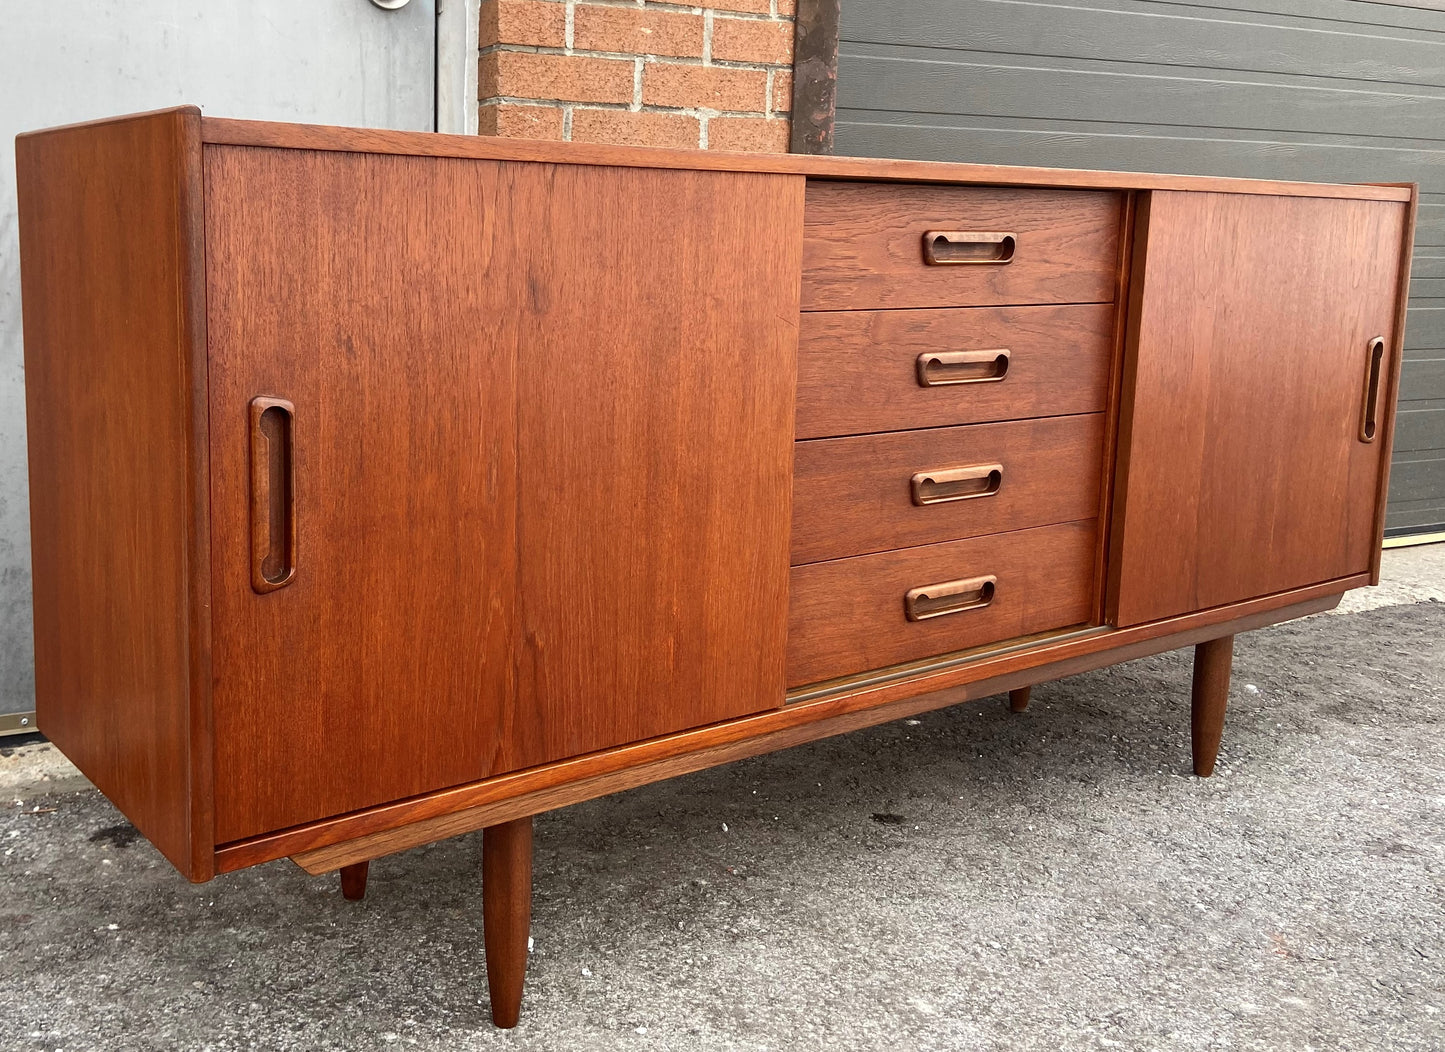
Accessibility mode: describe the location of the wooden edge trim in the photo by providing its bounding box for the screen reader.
[1093,190,1137,625]
[190,117,1410,202]
[15,105,202,141]
[18,107,213,882]
[782,574,1359,704]
[1105,190,1154,624]
[1368,184,1420,584]
[287,589,1342,875]
[176,108,216,883]
[789,0,841,154]
[214,576,1360,875]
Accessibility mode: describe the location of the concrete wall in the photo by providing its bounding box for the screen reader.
[0,2,439,720]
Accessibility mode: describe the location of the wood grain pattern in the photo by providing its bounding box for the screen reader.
[247,396,296,594]
[1190,635,1234,778]
[801,183,1121,310]
[796,303,1114,440]
[1366,183,1420,581]
[339,861,369,901]
[1109,191,1409,627]
[511,168,802,764]
[1106,190,1157,623]
[792,414,1104,564]
[206,146,524,843]
[787,520,1098,687]
[1090,190,1137,626]
[16,107,214,881]
[483,818,533,1029]
[16,108,1408,899]
[196,115,1413,202]
[207,146,803,842]
[280,584,1348,877]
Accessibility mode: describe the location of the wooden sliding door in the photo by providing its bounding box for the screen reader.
[206,146,802,842]
[1109,190,1409,628]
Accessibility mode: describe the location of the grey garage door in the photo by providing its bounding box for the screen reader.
[834,0,1445,537]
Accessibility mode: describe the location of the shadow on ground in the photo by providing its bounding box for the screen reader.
[1,602,1442,1051]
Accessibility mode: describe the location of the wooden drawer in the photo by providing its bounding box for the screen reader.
[792,414,1104,565]
[796,303,1113,440]
[801,182,1122,311]
[787,520,1097,688]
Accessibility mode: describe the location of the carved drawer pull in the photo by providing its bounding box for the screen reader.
[1360,335,1386,443]
[904,575,996,622]
[249,396,296,593]
[916,349,1010,387]
[910,463,1003,506]
[922,230,1016,265]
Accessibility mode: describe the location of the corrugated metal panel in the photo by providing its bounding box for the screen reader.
[835,0,1445,534]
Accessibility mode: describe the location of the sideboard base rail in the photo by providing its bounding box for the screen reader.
[209,581,1350,877]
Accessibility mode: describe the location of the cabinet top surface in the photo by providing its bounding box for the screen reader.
[17,106,1414,203]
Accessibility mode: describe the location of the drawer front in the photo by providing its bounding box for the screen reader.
[792,414,1104,565]
[787,520,1098,688]
[802,182,1122,311]
[797,303,1113,440]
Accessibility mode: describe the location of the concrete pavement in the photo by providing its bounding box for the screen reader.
[2,548,1442,1051]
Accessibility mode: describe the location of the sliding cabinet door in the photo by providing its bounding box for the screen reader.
[1110,190,1409,627]
[207,146,802,842]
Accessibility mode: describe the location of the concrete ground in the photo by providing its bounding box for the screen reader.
[1,549,1442,1051]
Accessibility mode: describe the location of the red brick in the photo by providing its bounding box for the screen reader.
[479,102,565,140]
[573,4,704,59]
[694,0,772,13]
[711,16,792,65]
[777,0,797,14]
[772,69,793,114]
[708,116,790,153]
[571,108,701,149]
[480,51,635,105]
[644,63,769,112]
[479,0,566,48]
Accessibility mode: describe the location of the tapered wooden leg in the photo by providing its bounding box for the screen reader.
[483,816,533,1029]
[339,861,369,901]
[1009,686,1032,712]
[1191,635,1235,777]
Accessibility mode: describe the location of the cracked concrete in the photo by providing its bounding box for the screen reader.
[1,548,1442,1051]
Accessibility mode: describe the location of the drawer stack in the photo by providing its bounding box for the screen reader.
[788,181,1124,688]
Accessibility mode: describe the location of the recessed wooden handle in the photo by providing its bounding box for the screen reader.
[911,463,1003,506]
[904,575,997,622]
[916,349,1010,387]
[922,231,1016,265]
[1360,336,1386,443]
[250,396,296,594]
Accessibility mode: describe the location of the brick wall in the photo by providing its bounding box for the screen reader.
[478,1,795,151]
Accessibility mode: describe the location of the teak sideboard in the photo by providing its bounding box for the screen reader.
[17,107,1416,1027]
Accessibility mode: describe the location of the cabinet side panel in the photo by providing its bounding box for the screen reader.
[16,109,212,879]
[1368,183,1418,582]
[1111,191,1406,627]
